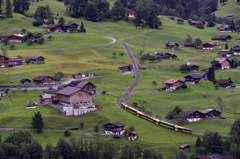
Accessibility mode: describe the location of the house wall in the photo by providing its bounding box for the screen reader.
[203,111,221,118]
[8,61,22,66]
[221,60,230,69]
[8,36,23,43]
[75,74,82,78]
[69,90,92,106]
[0,55,9,66]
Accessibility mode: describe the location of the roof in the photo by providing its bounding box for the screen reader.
[141,54,149,58]
[189,65,199,68]
[103,121,126,127]
[44,24,62,28]
[41,94,56,99]
[227,14,234,16]
[13,34,24,37]
[179,144,189,148]
[212,35,232,40]
[221,49,230,51]
[215,58,228,64]
[184,43,194,46]
[20,78,31,82]
[44,90,57,94]
[64,22,79,27]
[202,42,218,46]
[184,110,197,116]
[57,86,81,96]
[28,33,42,38]
[199,72,207,77]
[167,43,178,46]
[130,131,137,135]
[72,73,82,76]
[233,46,240,50]
[8,58,23,62]
[75,81,89,88]
[52,76,60,81]
[218,78,233,85]
[27,55,45,59]
[202,109,221,114]
[184,74,201,79]
[164,79,183,84]
[33,76,48,81]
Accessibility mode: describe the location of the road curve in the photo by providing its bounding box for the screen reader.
[118,42,141,106]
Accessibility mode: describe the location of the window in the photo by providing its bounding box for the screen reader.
[88,101,90,103]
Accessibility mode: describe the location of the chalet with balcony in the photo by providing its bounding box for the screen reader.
[202,42,217,49]
[185,110,204,122]
[33,76,60,85]
[184,74,201,84]
[199,72,208,79]
[189,65,199,72]
[7,34,24,43]
[44,24,64,33]
[227,14,234,19]
[128,131,137,140]
[165,43,179,49]
[20,78,31,85]
[72,73,82,79]
[202,109,221,118]
[217,78,233,88]
[211,35,232,42]
[75,81,96,94]
[103,121,126,135]
[27,55,45,64]
[164,79,184,91]
[214,58,230,69]
[28,33,42,41]
[64,22,79,32]
[184,43,194,48]
[233,46,240,55]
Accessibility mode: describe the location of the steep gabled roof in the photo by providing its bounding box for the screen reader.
[218,78,233,85]
[27,55,45,60]
[20,78,31,82]
[44,24,62,28]
[8,58,23,62]
[64,22,79,27]
[184,74,201,79]
[212,35,232,40]
[103,121,126,127]
[202,109,221,114]
[57,86,81,96]
[33,76,48,81]
[215,58,229,64]
[199,72,207,77]
[164,79,183,84]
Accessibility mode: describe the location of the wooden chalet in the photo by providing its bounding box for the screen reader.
[184,43,194,48]
[233,46,240,55]
[156,53,177,60]
[8,57,23,67]
[0,55,9,67]
[20,78,31,85]
[28,33,42,41]
[211,35,232,42]
[197,154,234,159]
[141,54,150,60]
[128,131,137,140]
[103,121,126,135]
[33,76,60,85]
[202,109,221,118]
[128,8,135,18]
[217,78,233,88]
[75,81,96,94]
[167,17,174,20]
[199,72,208,79]
[64,22,79,32]
[214,58,230,69]
[184,74,201,84]
[202,42,217,49]
[165,43,179,49]
[227,14,234,19]
[44,24,64,33]
[185,110,204,122]
[235,38,240,41]
[93,18,102,23]
[189,65,199,72]
[179,144,190,150]
[0,36,9,42]
[27,55,45,64]
[219,25,233,32]
[177,19,184,23]
[118,65,133,72]
[164,79,184,91]
[136,23,144,28]
[221,49,231,57]
[72,73,82,79]
[7,34,24,43]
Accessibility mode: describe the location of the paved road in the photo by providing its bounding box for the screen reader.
[118,42,141,106]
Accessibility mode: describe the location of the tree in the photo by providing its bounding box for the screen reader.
[19,140,43,159]
[94,125,99,133]
[129,125,135,132]
[85,2,98,21]
[132,102,138,108]
[58,17,65,25]
[9,44,15,50]
[207,67,215,82]
[232,102,238,114]
[4,131,32,145]
[21,28,26,34]
[216,96,226,113]
[225,43,228,49]
[64,129,71,136]
[68,0,88,17]
[184,35,193,43]
[46,17,54,25]
[149,55,156,61]
[1,48,7,56]
[195,137,201,148]
[55,138,74,159]
[5,0,13,18]
[152,81,157,85]
[80,21,85,31]
[112,52,116,58]
[111,1,125,19]
[229,143,240,159]
[38,37,44,44]
[44,143,55,159]
[188,153,196,159]
[105,9,112,19]
[175,150,189,159]
[165,111,177,119]
[47,35,53,41]
[173,106,182,115]
[97,0,110,13]
[202,130,224,154]
[27,39,33,46]
[182,83,187,89]
[13,0,30,14]
[230,20,235,31]
[2,38,9,45]
[193,38,202,48]
[134,145,142,159]
[196,22,204,29]
[80,122,84,129]
[31,111,44,132]
[229,118,240,145]
[179,64,190,73]
[34,5,54,23]
[207,21,215,27]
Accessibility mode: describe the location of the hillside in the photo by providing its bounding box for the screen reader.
[214,0,240,19]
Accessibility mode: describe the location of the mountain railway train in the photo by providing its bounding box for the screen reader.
[121,103,192,134]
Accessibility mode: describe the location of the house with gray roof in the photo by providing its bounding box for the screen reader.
[103,121,126,135]
[214,58,230,69]
[64,22,79,32]
[165,43,179,49]
[211,35,232,42]
[217,78,233,88]
[184,74,201,84]
[202,109,221,118]
[33,76,60,85]
[44,24,64,33]
[199,72,208,79]
[27,55,45,64]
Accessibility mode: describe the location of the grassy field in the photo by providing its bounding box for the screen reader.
[214,0,240,19]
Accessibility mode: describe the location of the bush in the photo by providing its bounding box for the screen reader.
[64,129,71,136]
[102,91,106,94]
[196,22,204,29]
[182,83,187,89]
[152,81,157,85]
[10,44,15,50]
[12,90,15,93]
[32,21,42,26]
[165,111,176,119]
[215,83,220,89]
[38,37,44,44]
[69,127,79,130]
[207,21,215,27]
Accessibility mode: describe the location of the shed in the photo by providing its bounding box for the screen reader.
[20,78,31,85]
[179,144,190,150]
[72,73,82,79]
[128,131,137,140]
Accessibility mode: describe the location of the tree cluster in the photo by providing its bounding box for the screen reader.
[13,0,30,15]
[33,5,54,25]
[165,105,182,120]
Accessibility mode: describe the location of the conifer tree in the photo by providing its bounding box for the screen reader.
[225,43,228,49]
[207,67,215,82]
[230,20,235,31]
[80,21,84,30]
[5,0,13,18]
[31,111,44,132]
[195,137,201,148]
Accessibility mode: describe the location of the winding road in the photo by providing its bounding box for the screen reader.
[118,42,141,106]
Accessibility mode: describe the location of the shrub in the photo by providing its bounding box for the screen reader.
[38,37,44,44]
[49,87,53,90]
[207,21,215,27]
[10,44,15,50]
[196,22,204,29]
[69,127,79,130]
[152,81,157,85]
[23,89,27,93]
[182,84,187,89]
[215,83,220,89]
[32,21,42,26]
[12,90,15,93]
[165,111,176,119]
[64,129,71,136]
[102,91,106,94]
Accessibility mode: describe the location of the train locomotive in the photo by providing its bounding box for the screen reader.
[121,103,192,134]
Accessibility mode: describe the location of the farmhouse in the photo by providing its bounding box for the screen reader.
[190,21,205,27]
[211,35,232,42]
[0,55,23,67]
[177,19,184,23]
[164,79,184,91]
[27,55,45,64]
[199,72,208,79]
[165,43,179,49]
[219,25,233,32]
[72,73,82,79]
[227,14,234,19]
[185,110,204,122]
[156,53,177,60]
[128,132,137,140]
[128,8,135,18]
[202,109,221,118]
[44,24,64,33]
[217,78,233,88]
[20,78,31,85]
[136,23,144,28]
[7,34,24,43]
[202,42,217,49]
[75,81,96,94]
[232,46,240,55]
[214,58,230,69]
[64,22,79,32]
[221,49,231,57]
[28,33,42,41]
[188,64,199,72]
[179,144,190,151]
[33,76,60,85]
[103,121,126,135]
[184,74,201,84]
[184,43,194,48]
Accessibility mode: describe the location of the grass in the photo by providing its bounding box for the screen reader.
[214,0,240,19]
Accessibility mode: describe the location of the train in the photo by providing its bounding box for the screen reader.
[121,103,192,134]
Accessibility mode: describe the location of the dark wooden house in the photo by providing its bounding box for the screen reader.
[227,14,234,19]
[128,131,137,140]
[165,43,179,49]
[20,78,31,85]
[7,34,24,43]
[75,81,96,94]
[199,72,208,79]
[189,65,199,72]
[184,110,204,122]
[164,79,184,91]
[141,54,150,60]
[179,144,190,150]
[177,19,184,23]
[118,65,133,72]
[27,55,45,64]
[28,33,42,41]
[233,46,240,55]
[202,42,217,49]
[236,25,240,31]
[184,43,194,48]
[211,35,232,42]
[217,78,233,88]
[184,74,201,84]
[64,22,79,32]
[214,58,231,69]
[72,73,82,79]
[103,121,126,135]
[44,24,64,33]
[33,76,60,85]
[219,25,233,32]
[221,49,231,57]
[136,23,144,28]
[202,109,221,118]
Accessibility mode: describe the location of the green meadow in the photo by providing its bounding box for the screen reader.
[214,0,240,19]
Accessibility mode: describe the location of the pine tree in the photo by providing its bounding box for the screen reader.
[195,137,201,148]
[207,67,215,82]
[225,43,228,49]
[31,111,44,132]
[0,0,3,9]
[5,0,13,18]
[230,20,235,31]
[58,17,65,25]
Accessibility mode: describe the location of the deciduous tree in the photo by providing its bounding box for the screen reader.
[58,17,65,25]
[13,0,30,14]
[34,5,54,23]
[193,38,202,48]
[5,0,13,18]
[229,118,240,145]
[85,2,98,21]
[111,1,125,19]
[184,35,193,43]
[216,96,226,113]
